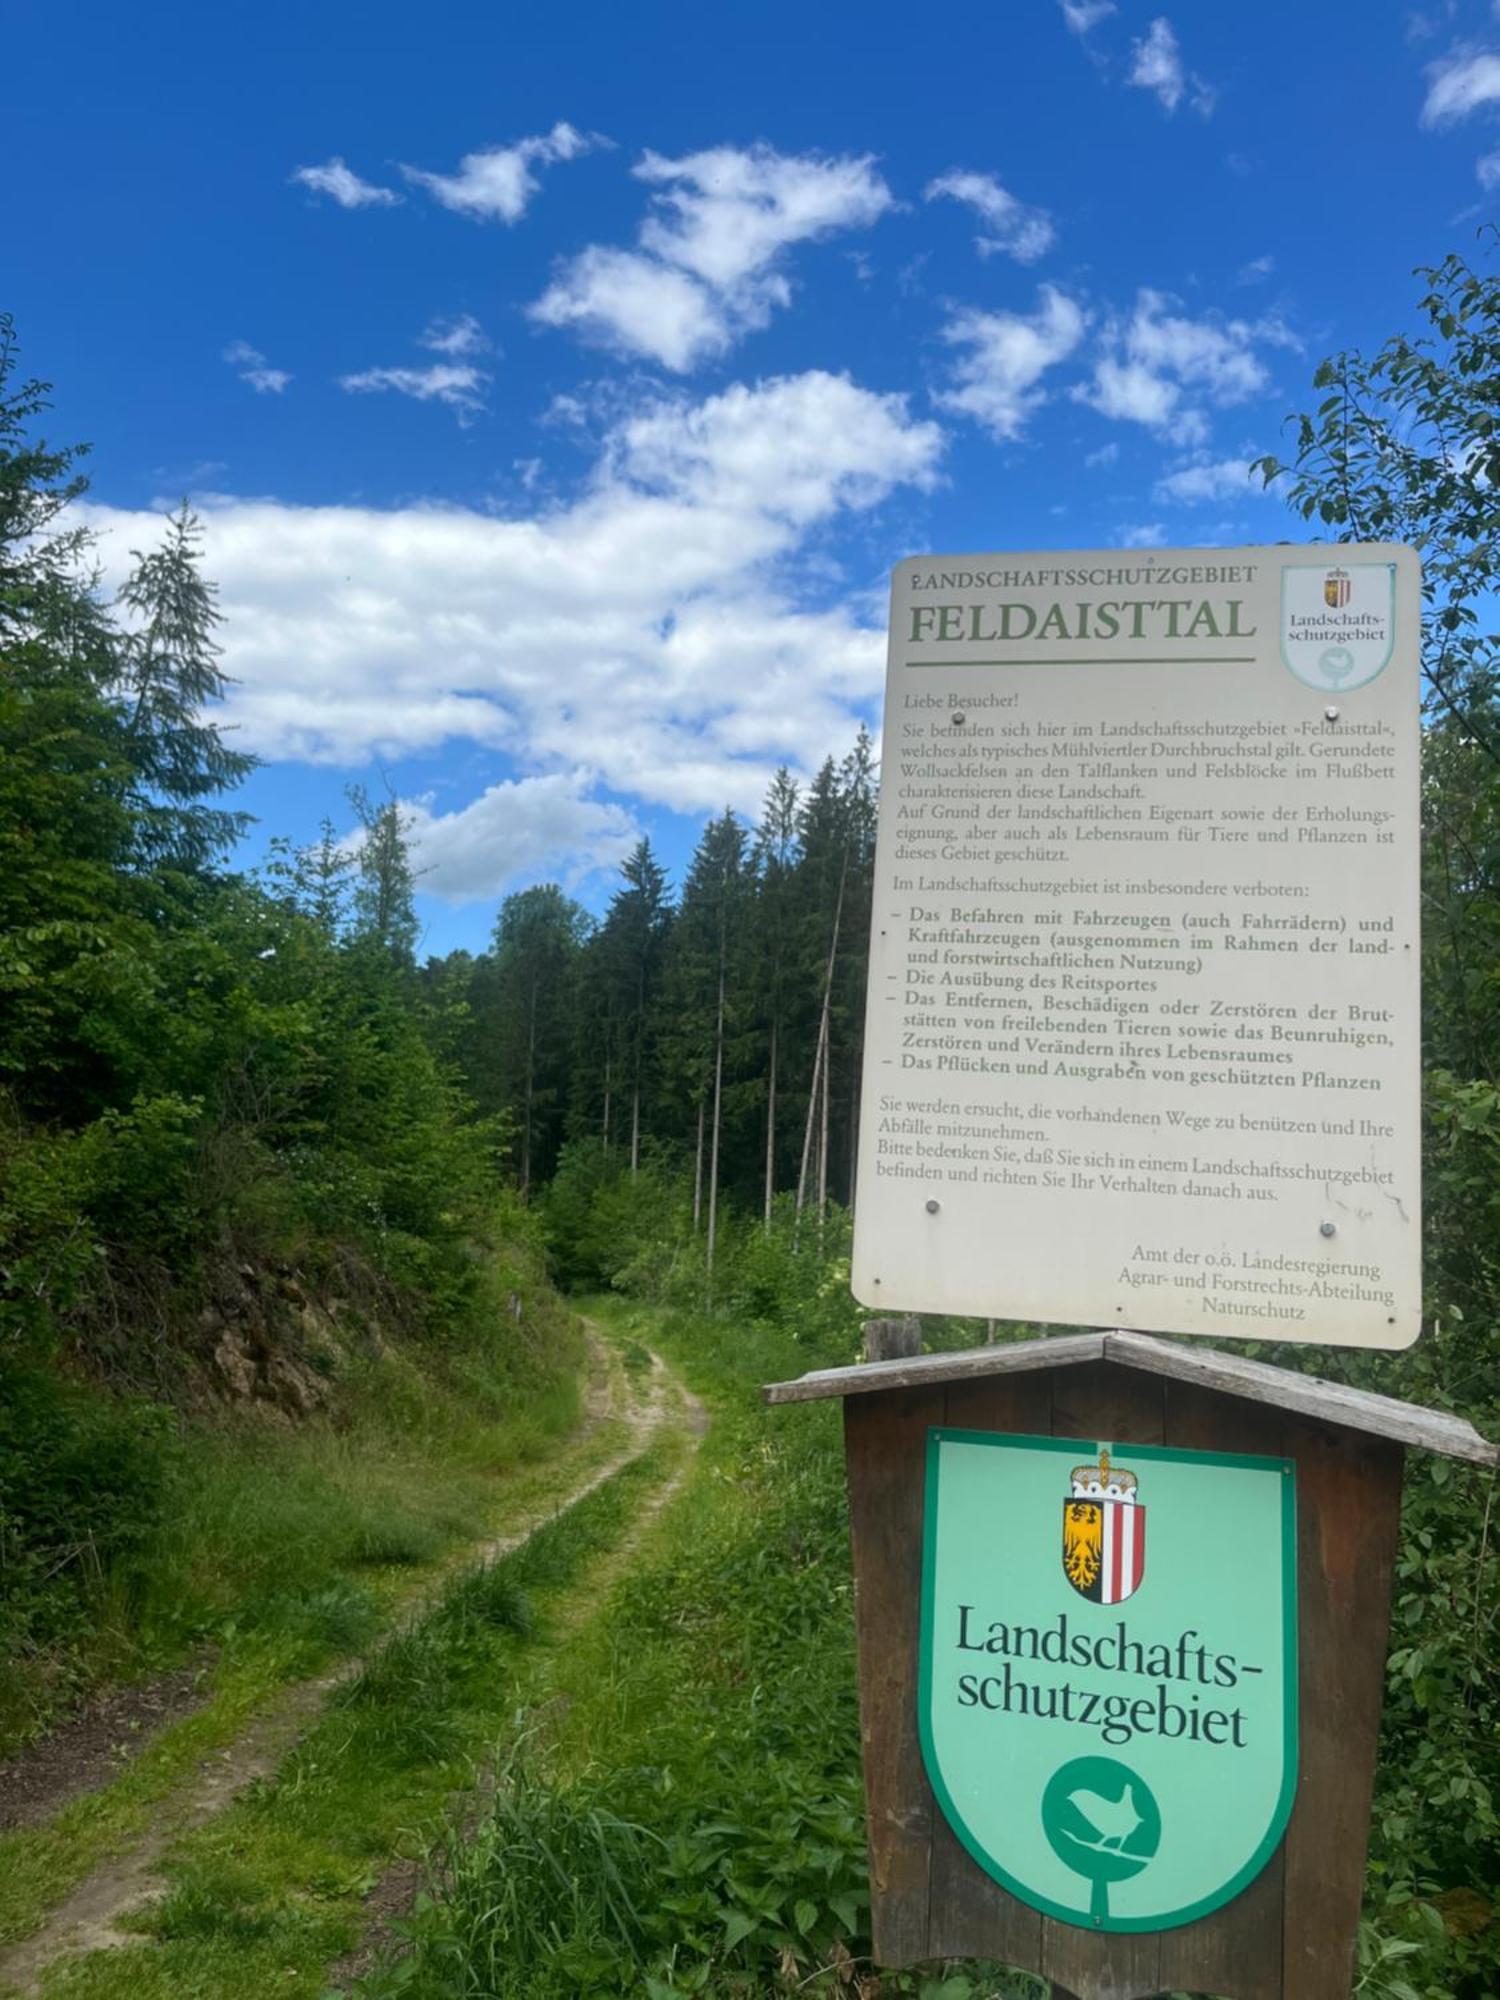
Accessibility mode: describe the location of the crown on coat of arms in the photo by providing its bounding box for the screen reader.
[1069,1448,1139,1503]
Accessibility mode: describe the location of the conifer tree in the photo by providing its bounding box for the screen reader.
[672,812,749,1276]
[116,504,254,868]
[599,839,671,1173]
[348,787,420,968]
[752,767,801,1222]
[489,885,590,1192]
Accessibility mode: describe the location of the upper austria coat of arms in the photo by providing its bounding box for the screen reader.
[1063,1449,1145,1606]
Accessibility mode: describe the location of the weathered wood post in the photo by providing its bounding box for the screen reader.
[765,1331,1496,2000]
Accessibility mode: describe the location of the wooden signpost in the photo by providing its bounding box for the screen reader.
[764,546,1498,1997]
[765,1329,1497,2000]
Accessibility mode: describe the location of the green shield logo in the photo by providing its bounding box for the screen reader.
[919,1431,1297,1932]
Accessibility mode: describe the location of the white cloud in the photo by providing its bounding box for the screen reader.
[1153,456,1263,504]
[936,287,1086,441]
[531,248,735,372]
[1083,441,1119,468]
[224,341,291,394]
[634,145,892,287]
[78,371,943,820]
[1236,254,1275,285]
[531,144,893,370]
[1120,522,1167,547]
[1128,18,1216,116]
[924,170,1055,264]
[1422,45,1500,124]
[338,362,490,420]
[1060,0,1116,32]
[419,314,489,357]
[1077,290,1291,440]
[290,157,402,208]
[404,773,637,903]
[1479,146,1500,186]
[402,122,594,222]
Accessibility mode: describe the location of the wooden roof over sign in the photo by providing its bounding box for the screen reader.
[763,1327,1498,1467]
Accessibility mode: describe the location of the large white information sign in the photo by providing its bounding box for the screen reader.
[851,545,1421,1350]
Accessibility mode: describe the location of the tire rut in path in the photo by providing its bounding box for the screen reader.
[0,1326,691,1999]
[325,1343,709,1993]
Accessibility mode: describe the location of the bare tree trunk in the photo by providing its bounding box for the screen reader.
[763,1015,778,1229]
[630,966,645,1176]
[816,1018,830,1251]
[602,1050,612,1150]
[796,1006,825,1218]
[521,979,537,1196]
[797,852,847,1217]
[693,1097,705,1231]
[707,963,726,1281]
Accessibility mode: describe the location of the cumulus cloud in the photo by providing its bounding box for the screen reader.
[1128,18,1216,115]
[404,773,637,903]
[531,247,733,372]
[1421,45,1500,124]
[1077,290,1291,441]
[224,341,291,394]
[935,287,1086,441]
[1120,522,1167,547]
[1479,146,1500,186]
[924,170,1056,264]
[531,144,893,370]
[403,122,595,222]
[77,370,943,819]
[290,158,402,208]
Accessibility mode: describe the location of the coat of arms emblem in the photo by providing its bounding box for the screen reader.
[1324,567,1352,609]
[1063,1448,1145,1605]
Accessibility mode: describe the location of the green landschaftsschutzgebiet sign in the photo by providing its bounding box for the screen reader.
[919,1432,1298,1932]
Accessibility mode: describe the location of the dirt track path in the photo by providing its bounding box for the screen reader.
[0,1324,701,1999]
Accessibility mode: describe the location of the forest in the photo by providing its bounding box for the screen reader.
[0,250,1497,2000]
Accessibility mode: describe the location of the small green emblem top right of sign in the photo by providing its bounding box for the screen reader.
[920,1430,1298,1932]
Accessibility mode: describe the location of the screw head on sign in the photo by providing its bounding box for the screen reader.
[951,712,967,726]
[1324,706,1340,721]
[925,1198,941,1214]
[1320,1221,1336,1238]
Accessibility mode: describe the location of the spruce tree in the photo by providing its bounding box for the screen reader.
[489,885,590,1192]
[348,786,420,968]
[752,767,801,1222]
[117,504,254,868]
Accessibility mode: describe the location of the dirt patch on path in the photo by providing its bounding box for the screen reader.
[0,1325,679,2000]
[0,1662,216,1836]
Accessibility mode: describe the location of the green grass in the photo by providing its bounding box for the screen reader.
[5,1437,681,2000]
[352,1296,1047,2000]
[0,1263,628,1958]
[0,1236,589,1759]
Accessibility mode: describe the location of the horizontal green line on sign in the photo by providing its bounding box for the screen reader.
[906,656,1258,668]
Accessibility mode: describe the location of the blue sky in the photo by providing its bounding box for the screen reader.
[5,0,1497,954]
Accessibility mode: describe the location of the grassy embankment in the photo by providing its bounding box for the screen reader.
[0,1232,630,1964]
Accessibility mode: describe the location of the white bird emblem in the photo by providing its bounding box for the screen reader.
[1065,1782,1144,1852]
